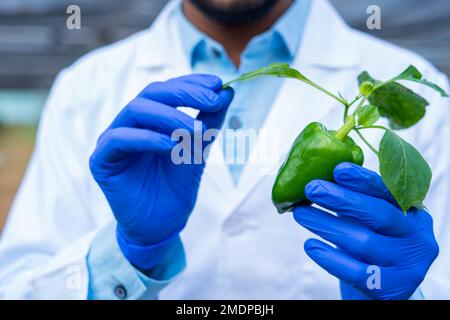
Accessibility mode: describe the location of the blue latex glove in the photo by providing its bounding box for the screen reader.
[90,74,234,271]
[293,162,439,300]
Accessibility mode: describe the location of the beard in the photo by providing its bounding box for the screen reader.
[188,0,280,25]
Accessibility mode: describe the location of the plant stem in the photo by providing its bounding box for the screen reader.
[343,106,350,122]
[354,128,379,156]
[344,95,363,122]
[335,115,356,141]
[347,95,363,108]
[302,79,348,106]
[355,125,388,131]
[371,79,395,93]
[351,96,368,117]
[364,78,399,99]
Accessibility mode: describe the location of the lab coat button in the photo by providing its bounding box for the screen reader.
[114,285,127,299]
[223,216,245,236]
[228,116,243,129]
[211,47,222,58]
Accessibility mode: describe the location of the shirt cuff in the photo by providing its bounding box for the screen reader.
[86,222,186,300]
[409,288,425,300]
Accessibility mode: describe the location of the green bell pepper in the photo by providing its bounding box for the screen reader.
[272,122,364,213]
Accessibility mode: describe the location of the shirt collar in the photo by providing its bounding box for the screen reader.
[272,0,311,58]
[176,0,311,66]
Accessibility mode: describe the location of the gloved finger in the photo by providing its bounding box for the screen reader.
[304,180,418,237]
[140,76,225,112]
[196,88,234,130]
[196,88,234,160]
[294,205,398,266]
[303,238,369,289]
[91,127,174,163]
[110,97,203,135]
[333,162,397,205]
[174,74,223,90]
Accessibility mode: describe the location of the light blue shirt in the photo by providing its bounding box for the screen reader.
[178,0,311,183]
[86,0,311,299]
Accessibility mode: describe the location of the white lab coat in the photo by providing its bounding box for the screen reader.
[0,0,449,299]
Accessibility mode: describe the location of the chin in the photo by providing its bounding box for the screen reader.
[189,0,280,25]
[200,0,271,10]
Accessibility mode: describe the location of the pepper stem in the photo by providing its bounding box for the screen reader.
[301,78,348,106]
[335,115,356,141]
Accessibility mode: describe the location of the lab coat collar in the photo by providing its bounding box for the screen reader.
[134,0,362,70]
[134,0,185,70]
[298,0,362,68]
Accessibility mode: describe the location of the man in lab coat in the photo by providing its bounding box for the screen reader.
[0,0,449,299]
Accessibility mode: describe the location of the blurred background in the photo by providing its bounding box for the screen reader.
[0,0,449,229]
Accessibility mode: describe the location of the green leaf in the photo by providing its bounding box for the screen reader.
[357,104,380,127]
[392,65,449,97]
[393,65,422,81]
[379,129,432,213]
[224,63,348,105]
[223,63,307,88]
[358,71,428,129]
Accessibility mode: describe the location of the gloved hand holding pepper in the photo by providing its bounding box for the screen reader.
[90,75,234,271]
[222,62,447,300]
[293,162,439,300]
